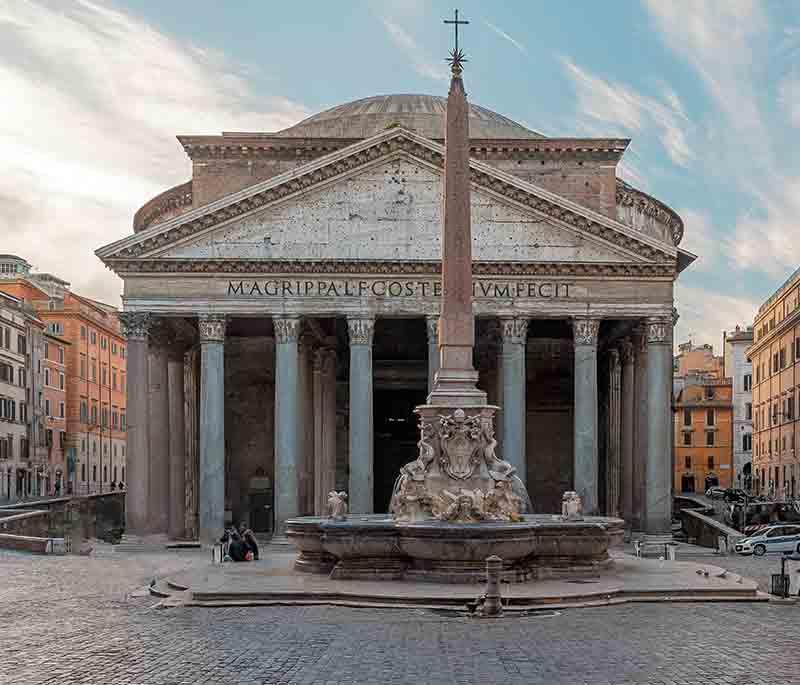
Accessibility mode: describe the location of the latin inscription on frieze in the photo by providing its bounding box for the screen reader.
[226,279,579,299]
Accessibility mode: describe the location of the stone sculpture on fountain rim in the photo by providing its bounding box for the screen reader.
[390,408,531,523]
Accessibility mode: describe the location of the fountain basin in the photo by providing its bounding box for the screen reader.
[286,514,624,583]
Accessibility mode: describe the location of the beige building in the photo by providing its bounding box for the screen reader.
[96,94,695,542]
[749,267,800,499]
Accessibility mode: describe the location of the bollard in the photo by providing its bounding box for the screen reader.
[483,555,503,617]
[666,543,676,561]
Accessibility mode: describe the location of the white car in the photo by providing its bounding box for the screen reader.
[735,524,800,556]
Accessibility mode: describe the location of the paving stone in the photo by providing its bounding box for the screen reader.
[1,549,799,684]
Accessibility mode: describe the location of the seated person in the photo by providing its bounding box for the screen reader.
[238,523,259,561]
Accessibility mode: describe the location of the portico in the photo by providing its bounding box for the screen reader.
[99,94,693,543]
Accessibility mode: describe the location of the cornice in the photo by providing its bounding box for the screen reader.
[104,258,676,279]
[616,180,684,246]
[747,308,800,357]
[97,129,676,267]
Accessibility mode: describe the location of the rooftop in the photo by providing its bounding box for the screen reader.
[269,94,544,140]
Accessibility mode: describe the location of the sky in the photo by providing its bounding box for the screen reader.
[1,0,799,351]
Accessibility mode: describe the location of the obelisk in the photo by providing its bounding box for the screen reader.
[427,42,485,407]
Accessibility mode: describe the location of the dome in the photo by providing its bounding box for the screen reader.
[275,94,543,140]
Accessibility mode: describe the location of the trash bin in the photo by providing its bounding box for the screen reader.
[771,573,789,598]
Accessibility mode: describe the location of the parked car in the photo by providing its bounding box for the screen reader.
[723,488,747,503]
[705,486,726,500]
[734,524,800,556]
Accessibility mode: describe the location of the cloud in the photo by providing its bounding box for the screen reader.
[560,57,693,168]
[678,209,721,272]
[0,0,308,306]
[380,18,448,82]
[779,74,800,127]
[483,21,528,55]
[674,284,759,350]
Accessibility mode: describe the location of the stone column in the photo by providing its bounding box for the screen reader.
[572,317,600,514]
[619,339,635,525]
[297,336,314,516]
[167,347,186,540]
[119,312,151,535]
[147,330,170,534]
[606,348,622,516]
[645,316,673,535]
[183,347,200,540]
[273,317,301,536]
[500,317,529,484]
[632,327,648,529]
[426,315,439,395]
[198,314,226,544]
[348,316,374,514]
[314,348,337,515]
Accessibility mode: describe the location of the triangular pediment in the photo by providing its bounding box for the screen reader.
[97,128,677,270]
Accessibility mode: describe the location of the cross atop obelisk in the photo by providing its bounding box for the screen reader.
[428,9,485,406]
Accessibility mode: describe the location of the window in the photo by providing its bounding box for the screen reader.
[113,466,117,482]
[58,346,64,364]
[705,386,714,400]
[706,431,715,446]
[707,455,714,470]
[120,373,125,394]
[58,401,64,419]
[683,409,691,426]
[17,367,25,388]
[59,372,64,390]
[17,335,26,355]
[80,354,86,378]
[0,362,12,383]
[103,465,107,482]
[684,456,691,469]
[81,438,86,454]
[121,347,125,360]
[112,369,117,391]
[683,433,691,446]
[101,364,107,386]
[744,374,752,392]
[774,352,779,373]
[44,399,50,417]
[120,412,126,431]
[91,358,96,383]
[112,342,117,355]
[746,403,752,420]
[59,431,65,449]
[44,367,50,386]
[706,409,715,426]
[743,433,752,452]
[796,338,800,361]
[756,365,761,384]
[90,403,97,425]
[90,330,96,345]
[780,348,787,369]
[43,341,49,360]
[122,466,125,482]
[788,396,795,421]
[81,463,86,481]
[80,326,86,340]
[92,465,97,482]
[45,429,52,446]
[80,399,88,423]
[783,436,787,452]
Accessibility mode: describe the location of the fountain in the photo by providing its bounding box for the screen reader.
[286,18,623,583]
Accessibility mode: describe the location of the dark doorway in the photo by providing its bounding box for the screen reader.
[681,474,696,493]
[373,389,425,512]
[704,473,719,490]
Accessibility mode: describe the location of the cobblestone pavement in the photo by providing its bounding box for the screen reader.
[2,548,799,685]
[678,546,800,594]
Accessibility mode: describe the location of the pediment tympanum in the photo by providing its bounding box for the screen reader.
[96,128,677,273]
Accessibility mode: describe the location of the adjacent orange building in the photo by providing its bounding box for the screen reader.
[674,375,734,493]
[749,266,800,500]
[0,256,126,496]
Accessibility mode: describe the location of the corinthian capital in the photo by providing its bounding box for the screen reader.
[347,316,375,346]
[500,317,529,344]
[646,316,671,345]
[572,317,600,347]
[119,312,152,341]
[273,316,301,344]
[198,314,227,343]
[619,338,634,365]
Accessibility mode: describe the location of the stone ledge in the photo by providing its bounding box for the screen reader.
[0,533,66,555]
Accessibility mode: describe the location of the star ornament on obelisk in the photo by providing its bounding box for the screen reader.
[427,9,486,407]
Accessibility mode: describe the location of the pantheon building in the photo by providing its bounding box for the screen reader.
[97,94,694,543]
